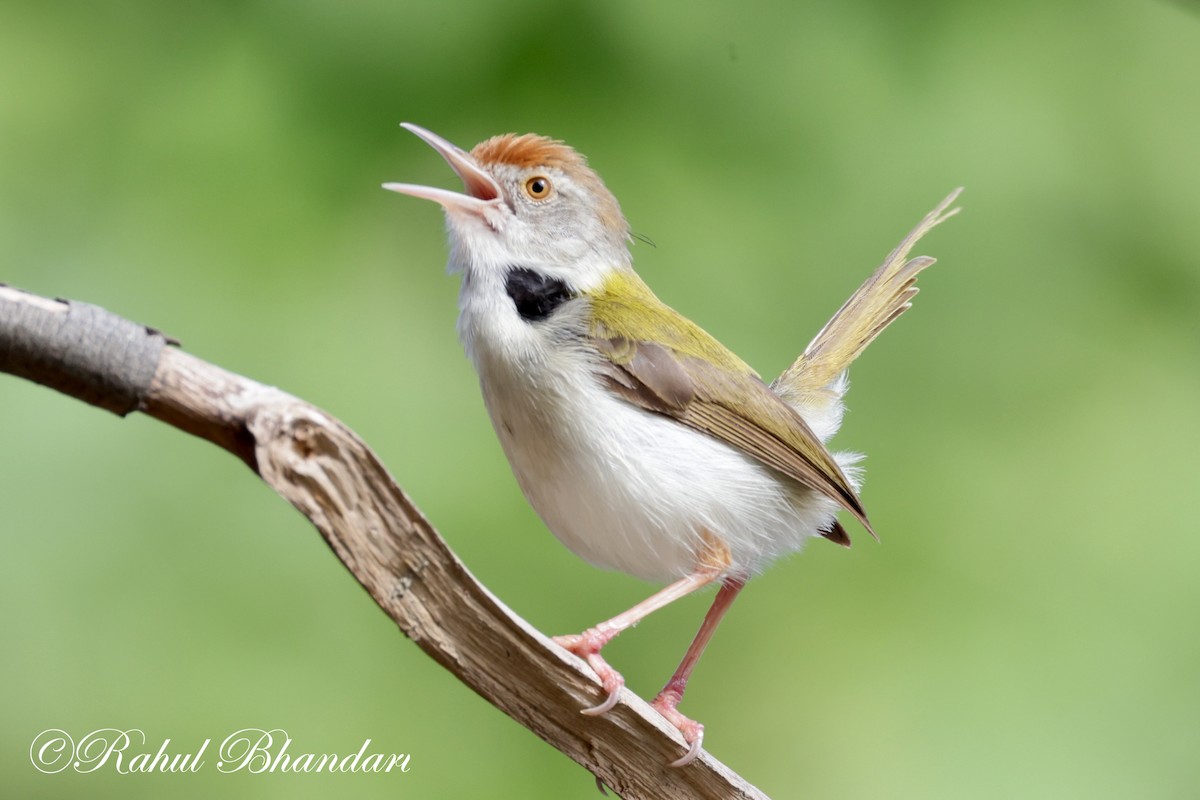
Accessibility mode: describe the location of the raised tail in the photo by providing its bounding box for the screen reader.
[772,188,962,414]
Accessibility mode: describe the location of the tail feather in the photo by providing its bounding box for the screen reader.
[819,519,852,548]
[772,188,961,405]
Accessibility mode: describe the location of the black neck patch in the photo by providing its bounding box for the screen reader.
[505,267,573,322]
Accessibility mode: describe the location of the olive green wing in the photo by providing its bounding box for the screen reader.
[773,188,962,404]
[585,273,872,540]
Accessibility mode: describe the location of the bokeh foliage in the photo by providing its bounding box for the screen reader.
[2,1,1198,797]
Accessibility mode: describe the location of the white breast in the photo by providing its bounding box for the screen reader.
[457,277,843,583]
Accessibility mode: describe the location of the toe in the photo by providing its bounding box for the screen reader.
[580,653,625,715]
[651,696,705,767]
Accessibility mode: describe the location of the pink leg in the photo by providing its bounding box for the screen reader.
[554,568,721,716]
[652,577,746,767]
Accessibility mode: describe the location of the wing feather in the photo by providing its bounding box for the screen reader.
[594,337,873,540]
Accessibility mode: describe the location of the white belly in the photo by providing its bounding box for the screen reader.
[475,338,841,583]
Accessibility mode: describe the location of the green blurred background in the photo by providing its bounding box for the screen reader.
[2,1,1198,797]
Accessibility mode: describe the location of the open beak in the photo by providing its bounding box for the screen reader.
[383,123,503,217]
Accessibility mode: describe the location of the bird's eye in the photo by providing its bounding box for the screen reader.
[524,176,552,200]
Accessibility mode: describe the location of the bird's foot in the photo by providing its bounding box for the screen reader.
[554,629,625,715]
[651,686,705,767]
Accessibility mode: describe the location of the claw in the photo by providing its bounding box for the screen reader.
[555,633,625,715]
[652,690,705,767]
[579,652,623,715]
[668,728,704,768]
[581,684,622,715]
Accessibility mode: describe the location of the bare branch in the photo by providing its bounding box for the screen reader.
[0,284,769,800]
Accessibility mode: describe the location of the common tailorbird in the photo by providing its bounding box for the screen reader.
[385,123,960,765]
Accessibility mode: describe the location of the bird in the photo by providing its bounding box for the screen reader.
[384,123,960,767]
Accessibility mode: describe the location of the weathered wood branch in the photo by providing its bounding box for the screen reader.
[0,283,768,800]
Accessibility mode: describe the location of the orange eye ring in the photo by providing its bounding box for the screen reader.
[524,176,552,200]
